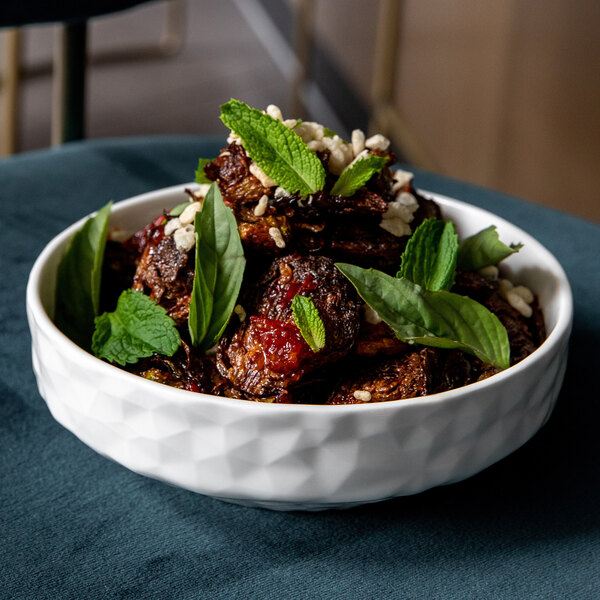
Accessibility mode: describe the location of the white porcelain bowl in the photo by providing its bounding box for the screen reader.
[27,184,573,510]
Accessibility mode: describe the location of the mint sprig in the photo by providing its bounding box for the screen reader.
[397,218,458,291]
[188,183,246,350]
[291,295,326,352]
[457,225,522,271]
[336,263,510,370]
[220,99,326,195]
[54,202,112,350]
[331,154,388,197]
[195,158,213,184]
[92,290,181,366]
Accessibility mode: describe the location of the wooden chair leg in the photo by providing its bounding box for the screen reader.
[52,21,87,146]
[0,29,22,157]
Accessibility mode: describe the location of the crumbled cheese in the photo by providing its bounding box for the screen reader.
[393,169,414,187]
[351,129,366,157]
[173,224,196,253]
[274,187,289,198]
[249,163,276,188]
[294,121,324,143]
[379,192,419,237]
[179,201,202,226]
[353,390,372,402]
[511,285,534,304]
[233,304,247,322]
[266,104,283,121]
[498,278,534,318]
[479,265,499,281]
[254,194,269,217]
[164,217,181,236]
[227,131,242,145]
[307,140,324,152]
[283,119,297,129]
[365,133,390,151]
[268,226,286,248]
[363,304,382,325]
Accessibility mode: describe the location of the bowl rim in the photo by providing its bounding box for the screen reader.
[27,183,574,414]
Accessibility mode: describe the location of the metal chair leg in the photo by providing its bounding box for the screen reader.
[0,29,22,156]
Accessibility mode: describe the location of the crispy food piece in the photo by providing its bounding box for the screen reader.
[217,254,360,400]
[355,319,409,357]
[327,349,439,404]
[130,221,194,325]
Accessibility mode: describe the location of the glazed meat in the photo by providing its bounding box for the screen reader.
[217,254,360,401]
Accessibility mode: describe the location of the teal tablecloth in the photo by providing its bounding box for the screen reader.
[1,136,598,599]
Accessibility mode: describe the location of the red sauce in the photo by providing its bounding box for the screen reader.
[123,214,166,253]
[249,316,311,373]
[279,273,316,310]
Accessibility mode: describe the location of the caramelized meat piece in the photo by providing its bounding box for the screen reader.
[355,319,409,357]
[327,349,439,404]
[131,224,194,325]
[204,143,270,205]
[217,254,360,400]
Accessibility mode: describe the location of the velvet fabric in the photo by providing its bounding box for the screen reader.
[1,136,598,599]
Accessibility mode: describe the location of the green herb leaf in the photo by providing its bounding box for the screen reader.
[92,290,181,366]
[169,202,191,216]
[331,154,388,197]
[323,126,340,138]
[336,263,510,370]
[195,158,213,184]
[54,202,112,350]
[291,295,326,352]
[220,99,326,195]
[457,225,523,271]
[397,218,458,291]
[188,183,246,350]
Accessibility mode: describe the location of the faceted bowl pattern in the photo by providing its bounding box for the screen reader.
[27,185,573,510]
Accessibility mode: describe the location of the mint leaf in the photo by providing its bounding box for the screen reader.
[92,290,181,366]
[291,295,326,352]
[220,99,326,195]
[195,158,213,184]
[54,202,112,350]
[336,263,510,370]
[457,225,522,271]
[398,218,458,291]
[189,183,246,350]
[331,154,388,197]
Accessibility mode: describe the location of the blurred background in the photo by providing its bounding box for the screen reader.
[2,0,599,222]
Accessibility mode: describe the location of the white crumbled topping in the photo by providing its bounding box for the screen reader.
[173,224,196,253]
[274,187,288,198]
[506,291,533,318]
[365,133,390,151]
[266,104,283,121]
[294,121,325,143]
[283,118,297,129]
[268,226,286,248]
[353,390,372,402]
[233,304,247,322]
[498,278,534,318]
[193,183,212,198]
[179,201,202,226]
[307,140,324,152]
[249,162,276,188]
[391,169,414,192]
[254,194,269,217]
[164,217,181,236]
[379,192,419,237]
[363,304,382,325]
[479,265,499,281]
[351,129,366,157]
[227,131,242,145]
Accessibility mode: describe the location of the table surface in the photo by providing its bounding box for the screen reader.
[1,136,599,599]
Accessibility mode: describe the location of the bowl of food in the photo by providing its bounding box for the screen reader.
[26,101,572,510]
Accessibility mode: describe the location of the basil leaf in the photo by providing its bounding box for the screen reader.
[54,202,112,350]
[195,158,213,184]
[169,202,191,216]
[331,154,388,197]
[92,290,181,366]
[457,225,523,271]
[398,218,458,291]
[220,99,326,195]
[291,295,326,352]
[336,263,510,370]
[188,183,246,350]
